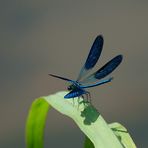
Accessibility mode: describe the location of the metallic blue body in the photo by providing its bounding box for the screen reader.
[64,88,86,98]
[49,35,123,99]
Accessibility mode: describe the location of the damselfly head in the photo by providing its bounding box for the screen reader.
[67,84,77,91]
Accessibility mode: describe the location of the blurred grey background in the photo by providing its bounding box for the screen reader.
[0,0,148,147]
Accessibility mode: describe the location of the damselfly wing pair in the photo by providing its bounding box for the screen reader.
[49,35,123,99]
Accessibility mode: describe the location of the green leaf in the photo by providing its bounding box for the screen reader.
[25,99,51,148]
[26,91,136,148]
[109,123,137,148]
[84,136,95,148]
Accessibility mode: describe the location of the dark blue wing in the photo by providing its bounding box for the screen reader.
[79,55,123,84]
[49,74,74,83]
[80,77,113,88]
[77,35,104,81]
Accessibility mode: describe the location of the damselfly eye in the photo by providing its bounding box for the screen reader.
[67,86,72,91]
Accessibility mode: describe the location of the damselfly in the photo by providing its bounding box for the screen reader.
[49,35,123,99]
